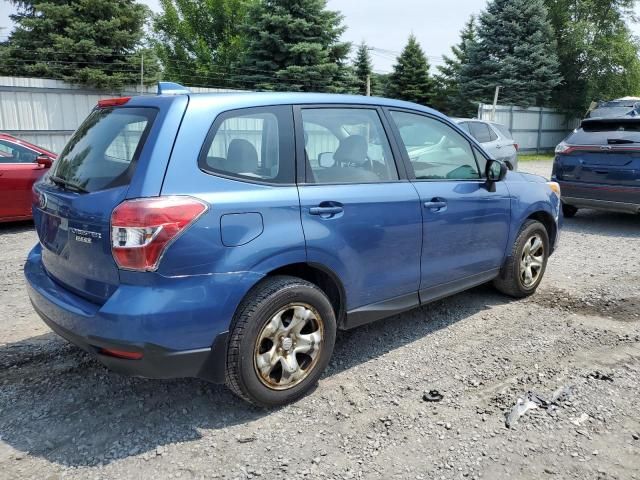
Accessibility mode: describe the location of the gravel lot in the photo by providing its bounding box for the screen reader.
[1,160,639,480]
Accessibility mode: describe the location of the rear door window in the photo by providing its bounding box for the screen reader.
[301,108,399,184]
[51,107,156,192]
[199,106,294,184]
[469,122,493,143]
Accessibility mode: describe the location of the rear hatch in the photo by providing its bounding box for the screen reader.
[33,103,160,304]
[555,118,640,200]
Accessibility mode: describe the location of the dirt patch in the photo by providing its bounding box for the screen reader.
[531,287,640,322]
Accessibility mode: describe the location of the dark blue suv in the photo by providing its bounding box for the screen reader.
[25,87,562,406]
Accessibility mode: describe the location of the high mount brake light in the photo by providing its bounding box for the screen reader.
[98,97,131,108]
[111,196,208,272]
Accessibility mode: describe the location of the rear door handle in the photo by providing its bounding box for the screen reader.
[424,200,447,210]
[310,206,344,216]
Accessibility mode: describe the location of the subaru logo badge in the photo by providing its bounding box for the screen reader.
[39,192,48,209]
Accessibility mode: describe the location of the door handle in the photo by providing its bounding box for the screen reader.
[424,200,447,210]
[310,206,344,216]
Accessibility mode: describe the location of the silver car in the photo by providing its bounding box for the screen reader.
[454,119,519,170]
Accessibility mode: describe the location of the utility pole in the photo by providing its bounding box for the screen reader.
[492,86,501,121]
[140,52,144,94]
[366,75,371,96]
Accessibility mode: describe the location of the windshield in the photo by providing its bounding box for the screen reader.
[51,107,156,193]
[589,101,640,119]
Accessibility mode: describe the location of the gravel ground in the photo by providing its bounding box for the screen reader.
[1,160,639,480]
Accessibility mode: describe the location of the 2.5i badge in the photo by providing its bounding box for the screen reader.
[69,227,102,244]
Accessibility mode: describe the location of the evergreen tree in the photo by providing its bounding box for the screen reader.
[545,0,640,113]
[241,0,351,92]
[433,16,477,116]
[353,41,374,95]
[459,0,561,108]
[386,34,435,105]
[153,0,256,88]
[0,0,158,90]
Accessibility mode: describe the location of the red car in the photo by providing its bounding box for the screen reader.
[0,133,57,222]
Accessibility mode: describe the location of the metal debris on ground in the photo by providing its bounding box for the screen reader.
[422,390,444,402]
[588,371,614,382]
[505,386,573,428]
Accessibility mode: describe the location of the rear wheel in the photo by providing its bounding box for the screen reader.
[562,203,578,218]
[225,276,336,407]
[493,220,549,298]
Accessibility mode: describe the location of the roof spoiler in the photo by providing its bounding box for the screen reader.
[581,116,640,128]
[157,82,191,95]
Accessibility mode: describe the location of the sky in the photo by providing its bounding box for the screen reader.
[1,0,640,73]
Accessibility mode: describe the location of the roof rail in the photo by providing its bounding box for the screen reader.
[157,82,191,95]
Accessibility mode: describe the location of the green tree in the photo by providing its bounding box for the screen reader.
[460,0,561,108]
[545,0,640,114]
[0,0,158,90]
[241,0,352,92]
[433,16,477,116]
[153,0,255,88]
[386,34,435,105]
[353,41,374,95]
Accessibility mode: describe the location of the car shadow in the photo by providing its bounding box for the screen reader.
[0,285,509,467]
[0,220,34,234]
[563,209,639,239]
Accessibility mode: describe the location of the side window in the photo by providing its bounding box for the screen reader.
[199,106,294,183]
[0,140,38,163]
[389,111,481,180]
[469,122,493,143]
[301,108,398,184]
[457,122,470,134]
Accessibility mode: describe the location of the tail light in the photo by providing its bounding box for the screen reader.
[111,196,208,272]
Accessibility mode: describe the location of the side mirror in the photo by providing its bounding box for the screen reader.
[318,152,336,168]
[485,159,507,191]
[36,154,53,168]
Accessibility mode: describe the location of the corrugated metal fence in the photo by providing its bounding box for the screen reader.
[0,76,241,153]
[477,104,580,153]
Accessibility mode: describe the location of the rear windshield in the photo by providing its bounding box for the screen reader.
[51,107,156,192]
[568,123,640,145]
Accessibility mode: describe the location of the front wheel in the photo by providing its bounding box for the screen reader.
[493,220,550,298]
[225,276,336,407]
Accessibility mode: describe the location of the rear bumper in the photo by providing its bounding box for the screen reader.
[555,178,640,214]
[562,196,640,214]
[24,244,259,383]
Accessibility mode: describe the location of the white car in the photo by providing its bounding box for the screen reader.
[454,119,519,171]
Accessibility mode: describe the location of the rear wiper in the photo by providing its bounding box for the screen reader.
[607,138,639,144]
[49,175,88,193]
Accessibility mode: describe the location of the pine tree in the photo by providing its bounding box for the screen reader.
[153,0,256,88]
[353,41,374,95]
[0,0,158,90]
[459,0,561,108]
[241,0,351,92]
[433,16,477,116]
[386,35,435,106]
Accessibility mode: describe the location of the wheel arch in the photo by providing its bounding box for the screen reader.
[265,262,346,327]
[526,210,557,251]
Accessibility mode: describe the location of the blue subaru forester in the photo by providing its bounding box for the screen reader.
[25,85,562,406]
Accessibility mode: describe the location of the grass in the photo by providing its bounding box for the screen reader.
[518,153,555,162]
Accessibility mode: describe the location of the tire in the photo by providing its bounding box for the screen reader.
[562,203,578,218]
[493,220,550,298]
[225,275,336,408]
